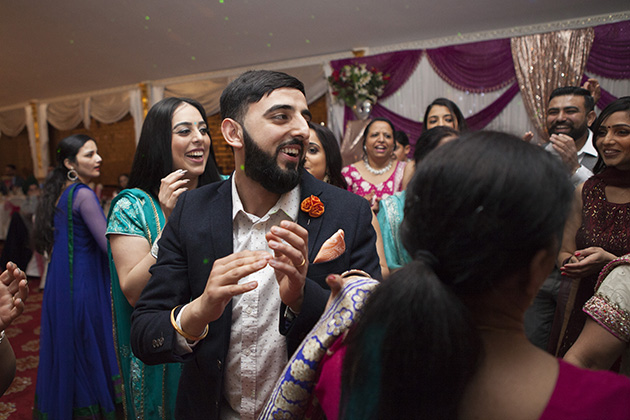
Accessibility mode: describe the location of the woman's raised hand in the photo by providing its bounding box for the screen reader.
[158,169,190,220]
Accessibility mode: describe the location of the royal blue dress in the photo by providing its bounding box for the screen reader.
[34,184,121,419]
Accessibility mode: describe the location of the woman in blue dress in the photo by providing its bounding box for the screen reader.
[106,97,223,419]
[33,134,121,419]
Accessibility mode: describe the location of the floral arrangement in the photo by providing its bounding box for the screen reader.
[301,195,325,218]
[328,63,390,107]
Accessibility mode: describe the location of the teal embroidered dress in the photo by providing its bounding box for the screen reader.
[107,189,181,419]
[377,191,411,271]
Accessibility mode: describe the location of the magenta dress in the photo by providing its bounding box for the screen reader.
[315,348,630,420]
[539,359,630,419]
[341,161,406,201]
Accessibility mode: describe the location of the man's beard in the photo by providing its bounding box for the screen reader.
[242,127,303,195]
[548,119,589,141]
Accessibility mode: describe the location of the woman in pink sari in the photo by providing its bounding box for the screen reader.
[341,118,406,211]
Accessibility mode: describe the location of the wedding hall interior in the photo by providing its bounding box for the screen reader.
[1,1,629,187]
[0,1,630,417]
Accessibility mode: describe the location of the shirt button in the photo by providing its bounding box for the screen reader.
[217,360,222,371]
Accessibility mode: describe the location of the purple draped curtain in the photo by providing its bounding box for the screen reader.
[582,21,630,110]
[332,20,629,143]
[586,21,630,79]
[581,74,618,110]
[371,81,521,148]
[425,39,515,92]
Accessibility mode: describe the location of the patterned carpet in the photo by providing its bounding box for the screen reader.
[0,277,42,419]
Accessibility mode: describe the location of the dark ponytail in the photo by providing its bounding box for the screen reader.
[341,260,481,420]
[340,132,573,419]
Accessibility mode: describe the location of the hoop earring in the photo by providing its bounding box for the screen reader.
[67,169,78,182]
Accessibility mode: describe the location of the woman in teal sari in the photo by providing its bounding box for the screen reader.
[106,97,223,419]
[378,126,458,272]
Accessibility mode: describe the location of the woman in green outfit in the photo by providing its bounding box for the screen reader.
[106,97,222,419]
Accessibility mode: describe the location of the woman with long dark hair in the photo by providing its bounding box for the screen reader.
[422,97,468,132]
[33,134,121,418]
[553,96,630,357]
[106,97,222,419]
[304,122,347,189]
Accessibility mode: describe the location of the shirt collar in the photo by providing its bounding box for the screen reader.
[578,130,598,158]
[231,177,301,223]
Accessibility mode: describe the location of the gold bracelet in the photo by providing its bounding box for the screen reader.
[170,305,209,341]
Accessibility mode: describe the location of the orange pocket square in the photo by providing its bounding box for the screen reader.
[314,229,345,263]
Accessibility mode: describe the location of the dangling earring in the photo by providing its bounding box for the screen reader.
[323,173,330,183]
[67,168,78,182]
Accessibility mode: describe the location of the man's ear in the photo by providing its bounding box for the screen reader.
[587,110,597,127]
[221,118,243,150]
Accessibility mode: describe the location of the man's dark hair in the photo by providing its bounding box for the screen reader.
[220,70,305,123]
[549,87,595,112]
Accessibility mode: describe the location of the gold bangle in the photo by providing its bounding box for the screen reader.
[170,305,209,341]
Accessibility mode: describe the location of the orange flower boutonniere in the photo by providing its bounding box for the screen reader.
[301,195,325,218]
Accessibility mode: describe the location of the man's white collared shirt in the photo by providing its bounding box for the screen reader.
[221,178,300,420]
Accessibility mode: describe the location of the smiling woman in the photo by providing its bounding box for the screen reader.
[106,97,222,420]
[554,97,630,357]
[341,118,406,211]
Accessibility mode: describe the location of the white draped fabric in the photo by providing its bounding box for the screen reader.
[5,64,326,178]
[0,108,26,138]
[163,78,228,116]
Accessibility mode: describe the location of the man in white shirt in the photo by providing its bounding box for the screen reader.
[544,86,598,187]
[131,70,381,420]
[525,86,597,351]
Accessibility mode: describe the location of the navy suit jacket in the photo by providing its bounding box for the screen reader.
[130,170,380,419]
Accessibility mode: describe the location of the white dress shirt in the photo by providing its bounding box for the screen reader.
[545,130,597,187]
[221,178,300,420]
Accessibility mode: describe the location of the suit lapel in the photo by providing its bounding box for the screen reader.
[209,179,234,258]
[298,171,326,262]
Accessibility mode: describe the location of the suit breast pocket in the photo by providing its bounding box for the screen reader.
[307,252,348,287]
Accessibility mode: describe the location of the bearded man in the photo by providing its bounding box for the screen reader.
[131,70,380,420]
[545,86,598,187]
[524,86,597,351]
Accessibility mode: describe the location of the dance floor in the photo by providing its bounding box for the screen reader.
[0,275,41,419]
